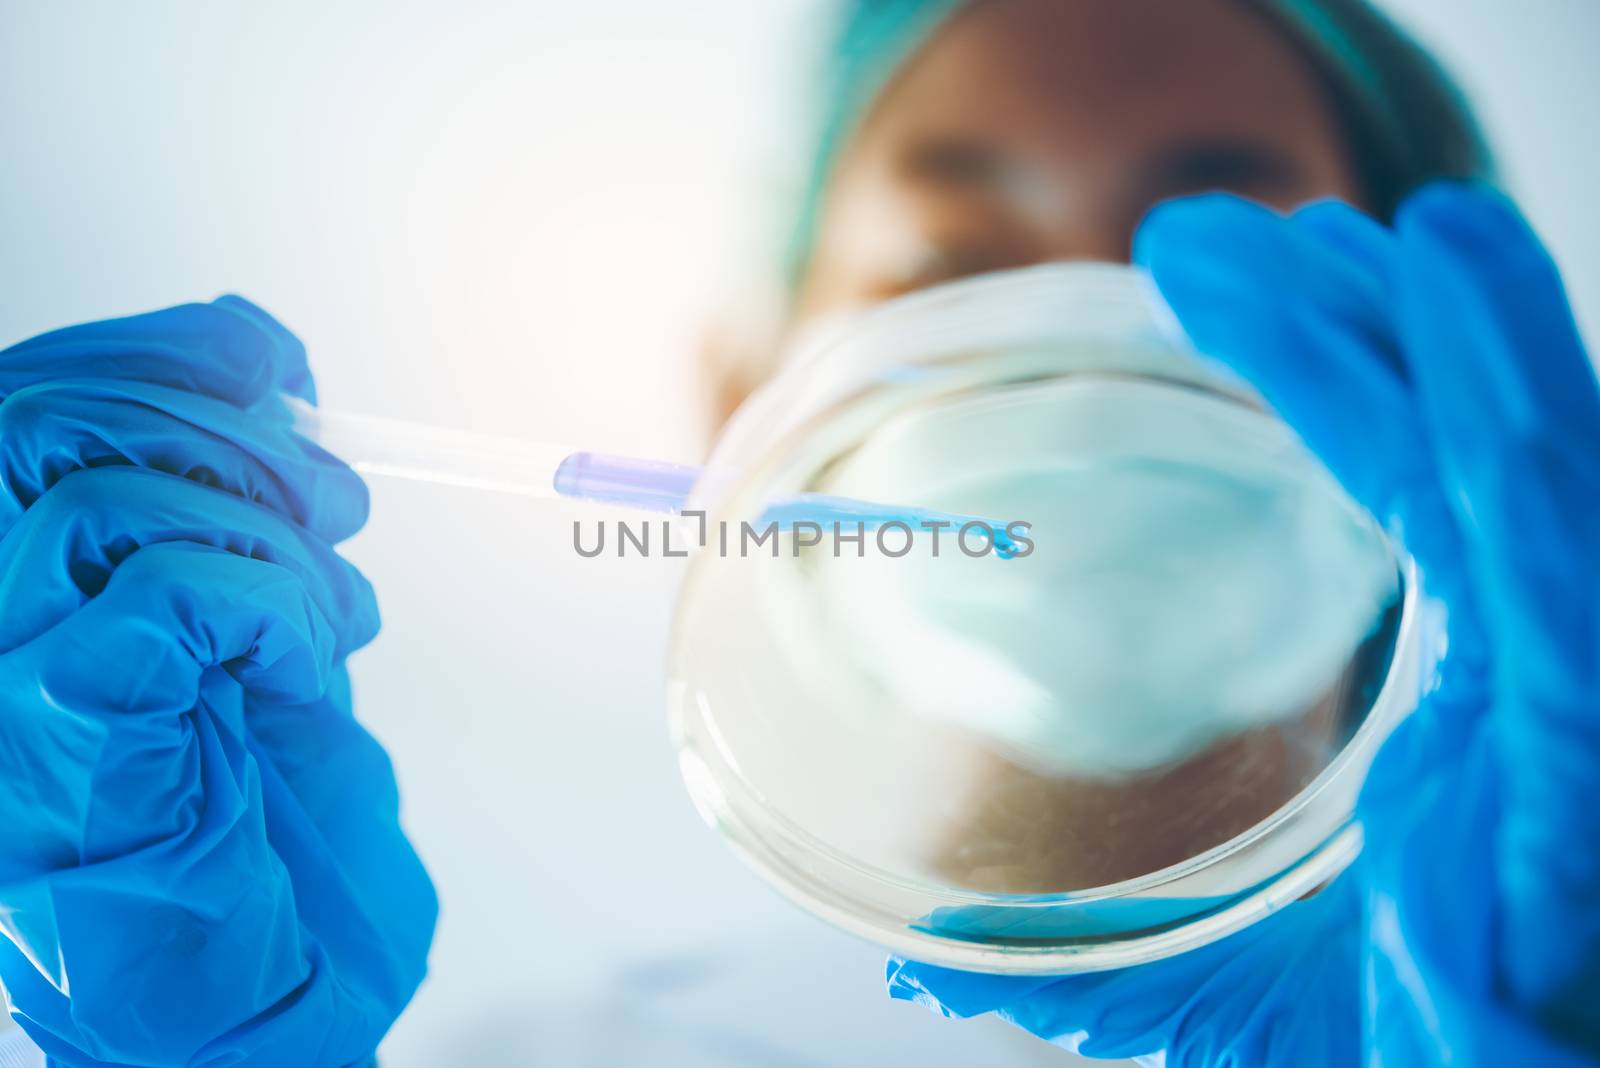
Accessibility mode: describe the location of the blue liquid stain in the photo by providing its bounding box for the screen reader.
[551,454,1020,557]
[552,453,1020,556]
[757,493,1022,559]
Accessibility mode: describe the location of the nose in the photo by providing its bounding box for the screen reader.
[1008,175,1143,266]
[1036,212,1138,266]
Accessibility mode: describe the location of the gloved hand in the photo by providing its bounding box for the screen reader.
[887,184,1600,1066]
[0,298,438,1067]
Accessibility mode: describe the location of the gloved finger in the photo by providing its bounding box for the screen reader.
[0,295,315,409]
[1395,183,1600,670]
[890,877,1361,1067]
[0,378,368,542]
[1134,194,1481,646]
[1399,184,1600,460]
[1138,193,1407,386]
[1134,196,1413,498]
[0,466,377,658]
[1394,182,1600,1033]
[1292,198,1397,280]
[0,544,421,1067]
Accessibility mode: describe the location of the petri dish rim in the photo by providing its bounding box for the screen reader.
[667,267,1421,972]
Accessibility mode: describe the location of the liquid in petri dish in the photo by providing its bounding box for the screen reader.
[673,373,1400,894]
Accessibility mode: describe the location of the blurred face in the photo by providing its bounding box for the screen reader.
[781,0,1374,890]
[796,0,1365,319]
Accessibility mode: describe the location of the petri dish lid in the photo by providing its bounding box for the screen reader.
[668,263,1421,974]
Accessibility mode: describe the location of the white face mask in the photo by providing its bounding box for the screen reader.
[711,262,1401,781]
[802,370,1399,779]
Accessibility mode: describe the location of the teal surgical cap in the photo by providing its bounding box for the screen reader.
[784,0,1495,287]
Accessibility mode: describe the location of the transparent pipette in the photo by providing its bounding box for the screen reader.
[285,398,1021,555]
[286,397,697,511]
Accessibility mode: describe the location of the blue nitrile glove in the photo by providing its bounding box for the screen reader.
[887,184,1600,1067]
[0,298,437,1067]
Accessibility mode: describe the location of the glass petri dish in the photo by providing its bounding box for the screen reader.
[667,263,1422,974]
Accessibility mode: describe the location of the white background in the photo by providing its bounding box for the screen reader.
[2,3,1596,1065]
